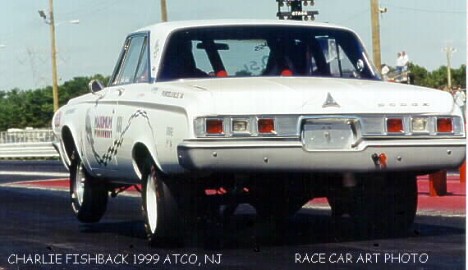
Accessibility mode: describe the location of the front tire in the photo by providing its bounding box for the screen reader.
[69,152,108,223]
[141,162,181,246]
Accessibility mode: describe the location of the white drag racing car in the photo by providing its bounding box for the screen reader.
[52,19,466,244]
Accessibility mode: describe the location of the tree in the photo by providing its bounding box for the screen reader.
[0,75,109,130]
[452,64,466,89]
[409,63,466,90]
[408,63,430,87]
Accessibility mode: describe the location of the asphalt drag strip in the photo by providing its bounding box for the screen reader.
[2,176,465,217]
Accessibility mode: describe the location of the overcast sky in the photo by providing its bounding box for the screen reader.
[0,0,465,90]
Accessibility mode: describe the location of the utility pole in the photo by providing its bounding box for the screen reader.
[48,0,59,112]
[160,0,168,22]
[443,46,456,89]
[39,4,78,112]
[39,1,59,112]
[370,0,381,69]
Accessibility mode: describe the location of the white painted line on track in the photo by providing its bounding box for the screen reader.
[302,203,465,218]
[1,182,68,192]
[1,179,140,198]
[415,211,466,218]
[0,171,69,177]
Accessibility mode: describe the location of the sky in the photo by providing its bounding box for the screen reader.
[0,0,465,90]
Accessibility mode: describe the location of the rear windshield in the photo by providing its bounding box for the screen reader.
[158,25,380,81]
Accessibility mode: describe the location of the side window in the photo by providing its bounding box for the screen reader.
[135,42,149,83]
[111,35,148,85]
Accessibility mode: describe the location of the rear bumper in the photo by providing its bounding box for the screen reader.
[177,139,466,172]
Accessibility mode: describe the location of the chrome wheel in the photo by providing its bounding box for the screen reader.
[141,162,181,246]
[69,151,108,223]
[145,168,158,234]
[72,162,86,209]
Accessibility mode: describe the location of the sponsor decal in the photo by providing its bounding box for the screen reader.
[116,116,123,133]
[161,90,184,99]
[94,116,113,138]
[86,110,153,166]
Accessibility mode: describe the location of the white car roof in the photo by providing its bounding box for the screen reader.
[135,19,351,35]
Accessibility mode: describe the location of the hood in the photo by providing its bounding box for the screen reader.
[170,77,456,115]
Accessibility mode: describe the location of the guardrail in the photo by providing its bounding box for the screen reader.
[0,129,58,159]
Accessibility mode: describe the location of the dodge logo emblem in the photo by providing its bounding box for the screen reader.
[322,93,340,108]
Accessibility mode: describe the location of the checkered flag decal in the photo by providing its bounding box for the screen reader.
[95,138,123,166]
[93,110,151,166]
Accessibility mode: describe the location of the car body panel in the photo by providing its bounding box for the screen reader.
[52,19,466,184]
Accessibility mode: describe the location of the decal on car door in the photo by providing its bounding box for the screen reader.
[85,109,153,166]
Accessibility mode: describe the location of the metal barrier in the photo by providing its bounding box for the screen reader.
[0,129,58,159]
[0,129,55,144]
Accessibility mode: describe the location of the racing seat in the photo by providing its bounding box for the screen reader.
[263,38,297,76]
[263,54,295,76]
[216,70,228,77]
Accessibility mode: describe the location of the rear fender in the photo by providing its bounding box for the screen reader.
[132,142,164,180]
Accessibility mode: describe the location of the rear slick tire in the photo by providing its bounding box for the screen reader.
[141,162,181,246]
[329,173,417,237]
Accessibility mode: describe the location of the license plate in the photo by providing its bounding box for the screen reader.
[302,119,356,150]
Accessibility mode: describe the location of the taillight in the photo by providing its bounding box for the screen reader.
[437,117,453,133]
[258,118,276,134]
[386,118,404,133]
[206,119,224,135]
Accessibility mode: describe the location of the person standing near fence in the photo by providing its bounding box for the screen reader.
[396,52,404,73]
[401,51,409,71]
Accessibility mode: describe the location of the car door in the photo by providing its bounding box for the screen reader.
[84,33,149,178]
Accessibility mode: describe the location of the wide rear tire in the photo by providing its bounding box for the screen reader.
[328,173,417,237]
[251,177,310,220]
[141,162,181,246]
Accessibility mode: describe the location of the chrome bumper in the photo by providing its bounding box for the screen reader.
[177,139,466,172]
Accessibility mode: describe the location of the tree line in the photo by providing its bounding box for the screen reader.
[0,75,108,131]
[0,64,465,131]
[409,64,466,89]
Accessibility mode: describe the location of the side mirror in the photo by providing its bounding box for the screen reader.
[88,80,104,93]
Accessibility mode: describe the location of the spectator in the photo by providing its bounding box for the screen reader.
[381,64,390,81]
[396,52,404,73]
[401,51,409,71]
[453,87,466,115]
